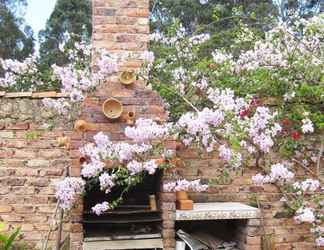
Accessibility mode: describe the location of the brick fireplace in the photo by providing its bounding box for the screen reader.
[0,1,319,250]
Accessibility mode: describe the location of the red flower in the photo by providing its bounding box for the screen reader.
[250,97,262,107]
[239,109,248,118]
[291,131,301,141]
[281,118,290,127]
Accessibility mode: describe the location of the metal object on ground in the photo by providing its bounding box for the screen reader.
[176,240,186,250]
[176,230,209,250]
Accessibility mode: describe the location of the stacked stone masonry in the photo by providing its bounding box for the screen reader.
[0,96,77,249]
[0,0,321,250]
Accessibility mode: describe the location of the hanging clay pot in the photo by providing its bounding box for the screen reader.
[126,111,136,126]
[119,71,136,85]
[176,191,189,201]
[102,98,123,120]
[74,120,96,132]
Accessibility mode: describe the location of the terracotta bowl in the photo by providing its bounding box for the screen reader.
[102,98,123,119]
[119,71,136,85]
[126,111,136,125]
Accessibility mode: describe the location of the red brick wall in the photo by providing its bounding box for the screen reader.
[90,1,318,249]
[175,149,316,250]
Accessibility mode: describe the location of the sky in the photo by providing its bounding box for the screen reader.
[25,0,57,49]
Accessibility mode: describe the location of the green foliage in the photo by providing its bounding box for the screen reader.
[0,0,34,61]
[247,193,258,208]
[24,131,42,140]
[38,0,92,67]
[209,170,232,185]
[150,0,277,54]
[0,223,21,250]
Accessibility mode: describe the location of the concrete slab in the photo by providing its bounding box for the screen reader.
[176,202,260,221]
[83,238,163,250]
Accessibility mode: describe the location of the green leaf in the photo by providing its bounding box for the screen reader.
[0,234,8,243]
[4,227,20,250]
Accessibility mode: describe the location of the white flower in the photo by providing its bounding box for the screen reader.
[294,207,316,224]
[301,118,314,134]
[199,0,208,4]
[293,179,320,192]
[316,237,324,247]
[92,202,110,215]
[99,172,116,193]
[143,51,155,64]
[143,160,158,175]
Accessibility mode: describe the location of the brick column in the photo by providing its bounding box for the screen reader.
[72,0,168,249]
[236,219,262,250]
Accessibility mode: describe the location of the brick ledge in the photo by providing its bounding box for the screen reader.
[0,91,69,98]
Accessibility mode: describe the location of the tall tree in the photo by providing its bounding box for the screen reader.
[274,0,323,22]
[0,0,34,60]
[150,0,323,54]
[150,0,279,55]
[38,0,92,67]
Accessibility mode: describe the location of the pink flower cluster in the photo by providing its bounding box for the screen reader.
[80,132,152,164]
[294,207,316,224]
[94,49,119,80]
[235,40,288,72]
[212,50,233,65]
[246,107,282,153]
[126,160,143,175]
[176,89,281,163]
[42,98,71,115]
[126,160,158,175]
[163,179,208,192]
[52,48,117,103]
[252,163,294,186]
[81,160,105,178]
[0,55,39,89]
[125,118,170,143]
[218,145,242,168]
[177,108,224,151]
[55,177,85,210]
[312,226,324,247]
[143,51,155,65]
[189,33,210,45]
[92,201,110,216]
[293,179,320,193]
[99,172,116,193]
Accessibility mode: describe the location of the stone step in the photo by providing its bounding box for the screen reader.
[176,202,260,221]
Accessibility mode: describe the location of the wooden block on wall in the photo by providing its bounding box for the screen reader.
[176,200,193,210]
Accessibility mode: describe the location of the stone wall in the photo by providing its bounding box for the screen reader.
[0,94,79,249]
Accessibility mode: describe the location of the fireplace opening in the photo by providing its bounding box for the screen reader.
[175,220,248,250]
[82,170,163,248]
